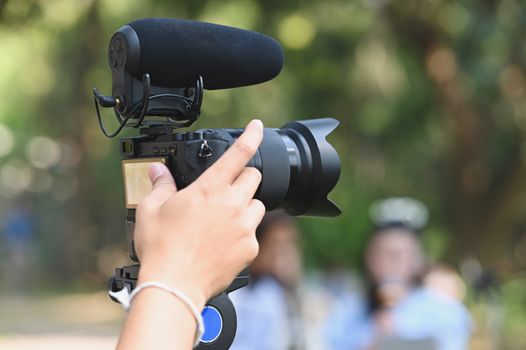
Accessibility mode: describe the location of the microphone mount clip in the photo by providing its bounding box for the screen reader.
[93,74,204,138]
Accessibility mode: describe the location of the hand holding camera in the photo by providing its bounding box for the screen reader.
[134,119,265,307]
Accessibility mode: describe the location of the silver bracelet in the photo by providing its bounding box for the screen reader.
[110,281,205,347]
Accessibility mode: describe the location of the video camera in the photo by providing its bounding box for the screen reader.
[93,18,341,349]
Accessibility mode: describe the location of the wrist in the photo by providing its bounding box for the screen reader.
[138,264,208,309]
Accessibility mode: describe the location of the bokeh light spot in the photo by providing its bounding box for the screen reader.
[439,3,471,34]
[278,14,316,50]
[200,0,260,29]
[354,39,407,96]
[426,46,457,83]
[42,0,92,29]
[59,138,83,168]
[26,136,62,169]
[499,65,525,99]
[0,158,33,197]
[0,123,15,157]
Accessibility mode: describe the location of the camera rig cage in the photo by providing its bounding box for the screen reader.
[93,18,341,350]
[93,25,268,349]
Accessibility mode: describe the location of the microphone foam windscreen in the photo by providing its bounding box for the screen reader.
[127,18,284,90]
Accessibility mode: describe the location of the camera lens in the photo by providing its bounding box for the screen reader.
[281,118,341,216]
[219,118,341,217]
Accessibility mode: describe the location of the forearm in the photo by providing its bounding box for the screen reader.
[117,287,204,350]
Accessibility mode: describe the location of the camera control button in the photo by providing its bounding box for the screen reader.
[200,306,223,344]
[187,132,201,140]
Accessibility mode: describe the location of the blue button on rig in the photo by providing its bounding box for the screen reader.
[201,306,223,343]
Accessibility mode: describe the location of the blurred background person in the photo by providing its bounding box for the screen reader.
[326,198,472,350]
[1,197,36,292]
[230,211,307,350]
[424,264,468,302]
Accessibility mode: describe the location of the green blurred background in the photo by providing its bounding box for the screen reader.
[0,0,526,349]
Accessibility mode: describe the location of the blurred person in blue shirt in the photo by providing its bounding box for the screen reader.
[325,222,472,350]
[230,211,306,350]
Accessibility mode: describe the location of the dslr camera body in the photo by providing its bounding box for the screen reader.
[94,18,341,349]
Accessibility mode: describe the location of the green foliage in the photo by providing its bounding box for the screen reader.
[499,277,526,349]
[0,0,525,325]
[2,0,526,345]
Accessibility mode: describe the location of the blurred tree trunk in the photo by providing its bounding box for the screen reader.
[47,0,106,281]
[0,0,8,17]
[385,3,526,270]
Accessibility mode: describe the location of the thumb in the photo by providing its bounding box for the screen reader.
[147,163,177,204]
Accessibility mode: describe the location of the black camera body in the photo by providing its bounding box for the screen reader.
[120,127,242,195]
[96,18,342,350]
[119,119,341,216]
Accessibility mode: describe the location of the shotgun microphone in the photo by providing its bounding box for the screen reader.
[110,18,284,90]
